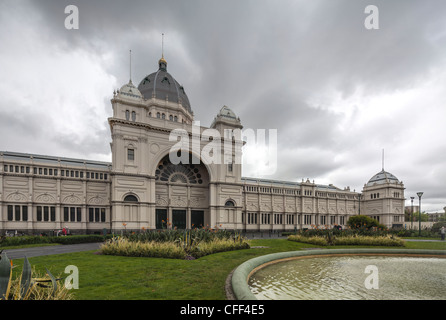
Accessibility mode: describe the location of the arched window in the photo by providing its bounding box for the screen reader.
[162,113,166,119]
[174,116,178,122]
[157,112,160,118]
[124,195,138,202]
[131,111,136,121]
[125,110,130,120]
[225,200,235,207]
[169,115,173,121]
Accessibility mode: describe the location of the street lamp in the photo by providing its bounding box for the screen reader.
[410,196,414,229]
[417,192,423,236]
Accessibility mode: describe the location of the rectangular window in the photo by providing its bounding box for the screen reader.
[70,207,75,221]
[44,206,49,221]
[22,206,28,221]
[64,207,69,222]
[101,208,106,222]
[128,149,135,161]
[15,205,21,221]
[51,206,56,221]
[37,206,43,221]
[7,205,13,221]
[77,207,82,222]
[89,208,94,222]
[95,208,100,222]
[54,169,58,176]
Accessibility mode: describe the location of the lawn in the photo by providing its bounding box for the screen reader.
[10,238,446,300]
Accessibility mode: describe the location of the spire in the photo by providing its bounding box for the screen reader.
[158,33,167,70]
[382,148,385,171]
[129,49,132,83]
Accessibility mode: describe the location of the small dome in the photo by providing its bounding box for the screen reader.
[117,80,143,101]
[366,169,399,186]
[218,105,237,119]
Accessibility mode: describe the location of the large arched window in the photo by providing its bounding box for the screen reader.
[124,194,138,202]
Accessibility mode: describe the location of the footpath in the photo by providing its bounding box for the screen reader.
[1,242,102,260]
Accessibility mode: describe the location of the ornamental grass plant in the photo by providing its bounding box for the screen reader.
[100,230,250,259]
[288,233,405,247]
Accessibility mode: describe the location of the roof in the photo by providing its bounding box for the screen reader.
[241,177,343,191]
[137,57,191,113]
[366,169,399,186]
[117,80,143,101]
[0,151,111,170]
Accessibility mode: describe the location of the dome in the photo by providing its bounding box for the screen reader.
[137,56,191,113]
[366,169,399,186]
[117,80,143,101]
[218,105,237,119]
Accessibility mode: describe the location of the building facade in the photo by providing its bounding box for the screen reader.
[0,56,406,234]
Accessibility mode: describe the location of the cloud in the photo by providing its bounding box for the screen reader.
[0,0,445,212]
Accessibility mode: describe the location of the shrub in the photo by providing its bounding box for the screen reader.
[287,234,405,247]
[192,238,250,258]
[287,235,328,246]
[0,234,109,247]
[347,215,387,230]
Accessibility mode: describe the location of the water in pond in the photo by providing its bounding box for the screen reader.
[248,255,446,300]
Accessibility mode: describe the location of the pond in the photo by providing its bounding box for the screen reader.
[248,255,446,300]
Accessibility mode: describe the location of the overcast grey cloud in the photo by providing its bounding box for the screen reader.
[0,0,445,212]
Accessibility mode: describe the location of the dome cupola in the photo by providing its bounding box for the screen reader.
[366,169,399,187]
[116,80,143,101]
[137,56,191,113]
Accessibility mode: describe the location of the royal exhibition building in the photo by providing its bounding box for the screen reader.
[0,55,406,235]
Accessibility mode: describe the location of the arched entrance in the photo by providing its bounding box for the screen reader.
[154,153,210,229]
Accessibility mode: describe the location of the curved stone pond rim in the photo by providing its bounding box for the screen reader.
[230,248,446,300]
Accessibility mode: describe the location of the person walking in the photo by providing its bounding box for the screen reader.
[441,226,445,241]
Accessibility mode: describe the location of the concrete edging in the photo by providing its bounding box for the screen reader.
[230,248,446,300]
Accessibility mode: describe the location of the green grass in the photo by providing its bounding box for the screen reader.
[9,238,446,300]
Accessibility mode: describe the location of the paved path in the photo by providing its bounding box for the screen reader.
[1,242,103,260]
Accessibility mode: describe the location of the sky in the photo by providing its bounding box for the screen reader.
[0,0,445,213]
